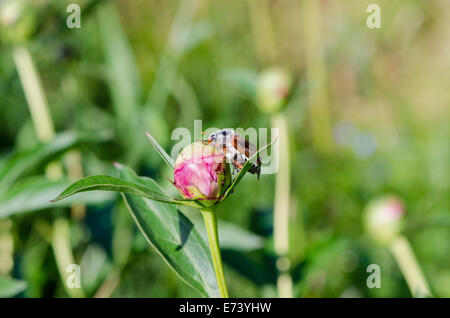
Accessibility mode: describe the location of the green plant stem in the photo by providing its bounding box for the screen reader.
[51,218,85,298]
[201,208,229,298]
[389,236,432,297]
[271,112,294,298]
[13,46,63,179]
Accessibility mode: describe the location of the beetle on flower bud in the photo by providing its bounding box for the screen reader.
[53,131,275,298]
[204,129,261,179]
[173,142,231,206]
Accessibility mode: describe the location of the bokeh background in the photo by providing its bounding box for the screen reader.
[0,0,448,297]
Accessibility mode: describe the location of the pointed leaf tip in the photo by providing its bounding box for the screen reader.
[145,131,175,169]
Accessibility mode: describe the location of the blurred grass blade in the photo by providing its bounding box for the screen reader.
[0,130,112,193]
[218,221,264,251]
[52,168,200,208]
[0,177,115,218]
[145,132,175,169]
[173,76,202,126]
[0,131,78,190]
[182,20,214,53]
[98,3,141,127]
[0,276,27,297]
[116,164,219,297]
[80,244,112,296]
[98,3,144,165]
[221,68,258,98]
[145,0,201,113]
[219,137,277,203]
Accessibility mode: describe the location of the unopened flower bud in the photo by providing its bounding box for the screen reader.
[256,68,292,114]
[0,1,21,27]
[174,142,231,206]
[364,196,404,245]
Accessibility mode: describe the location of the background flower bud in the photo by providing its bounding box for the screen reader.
[364,196,404,245]
[256,68,292,114]
[0,0,21,27]
[0,0,36,43]
[174,142,231,206]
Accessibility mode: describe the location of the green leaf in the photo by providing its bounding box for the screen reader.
[219,137,277,203]
[146,132,175,169]
[51,169,200,208]
[0,177,115,218]
[0,276,27,297]
[116,164,220,297]
[0,130,112,193]
[0,131,77,190]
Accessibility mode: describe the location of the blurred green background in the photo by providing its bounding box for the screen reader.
[0,0,448,297]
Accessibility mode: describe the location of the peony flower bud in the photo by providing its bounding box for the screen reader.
[0,0,21,27]
[174,142,231,206]
[0,0,36,43]
[364,196,404,245]
[256,68,292,114]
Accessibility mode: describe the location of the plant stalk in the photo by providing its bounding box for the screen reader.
[389,236,432,297]
[201,208,229,298]
[272,112,294,298]
[51,218,85,298]
[13,46,63,179]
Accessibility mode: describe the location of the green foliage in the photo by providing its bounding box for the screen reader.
[0,176,114,218]
[52,173,200,208]
[50,131,274,296]
[0,0,448,298]
[117,164,220,297]
[0,276,27,298]
[50,161,224,296]
[0,131,109,192]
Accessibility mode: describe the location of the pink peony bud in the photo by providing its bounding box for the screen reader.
[364,196,405,245]
[174,142,231,206]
